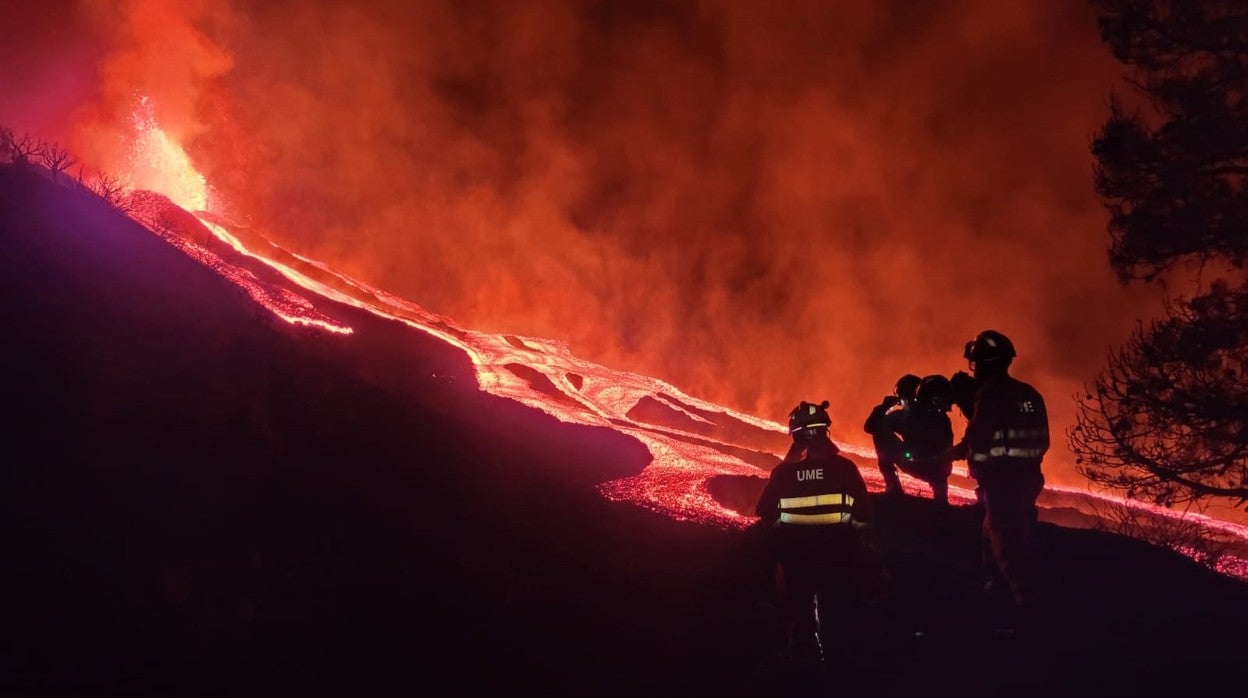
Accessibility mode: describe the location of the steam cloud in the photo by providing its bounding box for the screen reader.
[0,0,1176,488]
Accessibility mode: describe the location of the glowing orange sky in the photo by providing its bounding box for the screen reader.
[0,0,1187,494]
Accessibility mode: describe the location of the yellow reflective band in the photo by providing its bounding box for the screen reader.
[789,422,829,433]
[779,512,852,525]
[779,493,854,509]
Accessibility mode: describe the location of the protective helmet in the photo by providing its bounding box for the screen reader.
[965,329,1016,366]
[916,374,952,411]
[788,400,832,442]
[949,370,979,415]
[894,374,922,401]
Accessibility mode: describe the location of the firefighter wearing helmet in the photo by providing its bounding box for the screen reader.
[755,400,873,665]
[947,329,1050,624]
[863,374,955,503]
[862,374,921,496]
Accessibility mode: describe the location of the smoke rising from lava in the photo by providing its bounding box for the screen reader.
[1,0,1173,488]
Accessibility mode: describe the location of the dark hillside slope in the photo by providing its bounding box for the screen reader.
[0,164,696,695]
[2,164,1246,697]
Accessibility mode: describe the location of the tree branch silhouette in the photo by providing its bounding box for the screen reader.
[1073,0,1248,511]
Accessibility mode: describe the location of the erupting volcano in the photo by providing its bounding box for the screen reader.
[4,3,1248,695]
[107,97,1248,577]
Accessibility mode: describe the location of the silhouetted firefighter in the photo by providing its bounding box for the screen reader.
[864,374,955,503]
[948,364,979,423]
[947,330,1050,630]
[862,374,920,496]
[755,400,874,666]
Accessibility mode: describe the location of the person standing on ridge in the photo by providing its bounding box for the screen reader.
[862,374,921,496]
[755,400,873,667]
[946,330,1050,626]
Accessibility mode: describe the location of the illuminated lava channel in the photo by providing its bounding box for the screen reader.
[190,225,796,528]
[117,100,1248,577]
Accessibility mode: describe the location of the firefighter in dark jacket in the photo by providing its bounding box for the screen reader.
[947,330,1049,614]
[864,374,955,503]
[755,400,873,664]
[862,374,921,496]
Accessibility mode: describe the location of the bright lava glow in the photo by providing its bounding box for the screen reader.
[133,203,1248,580]
[116,99,1248,581]
[125,95,209,213]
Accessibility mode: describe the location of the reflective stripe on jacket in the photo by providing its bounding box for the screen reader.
[963,375,1049,474]
[778,493,856,525]
[755,448,872,527]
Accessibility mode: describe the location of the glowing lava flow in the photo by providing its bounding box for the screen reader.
[190,211,994,527]
[108,97,979,529]
[112,100,1248,579]
[188,217,802,528]
[124,194,351,335]
[157,209,1248,566]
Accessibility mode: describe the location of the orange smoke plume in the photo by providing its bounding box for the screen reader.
[0,0,1183,497]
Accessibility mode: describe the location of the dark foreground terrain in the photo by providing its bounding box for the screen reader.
[3,164,1246,697]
